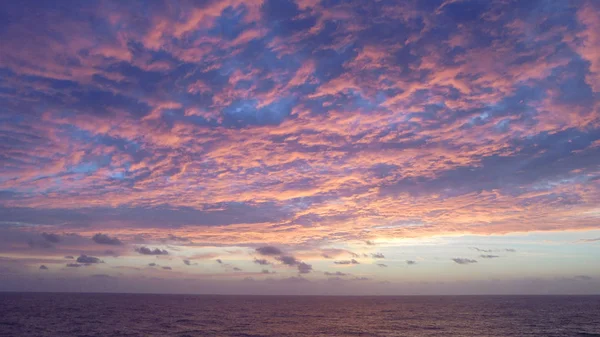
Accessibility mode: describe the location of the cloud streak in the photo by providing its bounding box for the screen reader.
[76,255,103,264]
[452,258,478,265]
[334,259,360,265]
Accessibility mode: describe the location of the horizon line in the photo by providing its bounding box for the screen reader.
[2,290,599,297]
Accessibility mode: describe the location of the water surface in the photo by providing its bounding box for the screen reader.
[1,293,599,336]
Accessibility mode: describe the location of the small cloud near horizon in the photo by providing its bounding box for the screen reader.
[480,255,500,259]
[92,233,122,245]
[452,258,478,265]
[334,259,360,265]
[135,247,168,255]
[256,246,283,256]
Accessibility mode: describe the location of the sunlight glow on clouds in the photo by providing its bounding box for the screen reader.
[0,0,599,294]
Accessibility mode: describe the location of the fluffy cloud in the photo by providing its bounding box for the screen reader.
[297,262,312,274]
[135,247,169,255]
[76,255,103,264]
[253,258,270,265]
[92,233,122,246]
[276,256,299,266]
[41,233,60,243]
[256,246,283,256]
[270,254,312,274]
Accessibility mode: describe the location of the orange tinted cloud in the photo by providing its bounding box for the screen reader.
[0,0,599,286]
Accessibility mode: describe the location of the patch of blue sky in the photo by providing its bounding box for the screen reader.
[529,174,592,191]
[108,171,126,180]
[223,96,295,126]
[70,162,99,174]
[444,230,600,248]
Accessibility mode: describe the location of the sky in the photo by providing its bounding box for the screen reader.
[0,0,599,295]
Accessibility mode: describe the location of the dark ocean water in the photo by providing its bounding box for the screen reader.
[0,293,599,337]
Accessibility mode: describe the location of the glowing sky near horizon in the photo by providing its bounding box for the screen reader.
[1,0,599,295]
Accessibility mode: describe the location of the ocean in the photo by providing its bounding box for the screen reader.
[0,293,599,336]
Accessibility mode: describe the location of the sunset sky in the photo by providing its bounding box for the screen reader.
[1,0,599,295]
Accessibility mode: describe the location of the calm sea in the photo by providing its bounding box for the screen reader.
[0,293,599,336]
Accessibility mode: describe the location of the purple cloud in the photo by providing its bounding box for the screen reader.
[452,258,478,265]
[76,255,103,264]
[256,246,283,256]
[334,259,359,265]
[92,233,122,246]
[135,247,168,255]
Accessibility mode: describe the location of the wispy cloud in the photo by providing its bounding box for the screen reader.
[479,255,500,259]
[325,271,349,276]
[470,247,493,253]
[452,258,478,265]
[256,246,283,256]
[334,259,360,265]
[577,238,600,243]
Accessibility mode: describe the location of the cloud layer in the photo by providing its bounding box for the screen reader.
[0,0,599,294]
